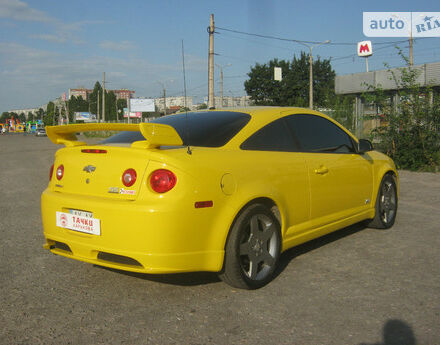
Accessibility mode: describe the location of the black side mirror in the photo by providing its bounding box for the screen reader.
[358,139,373,154]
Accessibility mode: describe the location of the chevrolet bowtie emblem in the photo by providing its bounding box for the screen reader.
[83,165,96,173]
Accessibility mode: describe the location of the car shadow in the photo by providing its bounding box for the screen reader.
[95,265,222,287]
[96,221,369,287]
[273,221,368,280]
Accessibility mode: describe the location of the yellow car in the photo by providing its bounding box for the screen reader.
[41,107,398,289]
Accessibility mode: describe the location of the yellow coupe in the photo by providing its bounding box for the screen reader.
[41,107,398,289]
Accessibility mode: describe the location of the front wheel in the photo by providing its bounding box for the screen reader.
[368,174,398,229]
[219,204,281,289]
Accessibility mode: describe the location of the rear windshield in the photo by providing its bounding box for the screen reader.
[101,111,251,147]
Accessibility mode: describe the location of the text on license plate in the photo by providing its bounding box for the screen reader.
[69,209,93,218]
[56,211,101,235]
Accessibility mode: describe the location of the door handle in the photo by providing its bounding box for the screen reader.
[314,166,329,175]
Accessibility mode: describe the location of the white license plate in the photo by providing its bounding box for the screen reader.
[56,211,101,236]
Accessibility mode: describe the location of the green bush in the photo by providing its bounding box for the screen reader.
[364,52,440,171]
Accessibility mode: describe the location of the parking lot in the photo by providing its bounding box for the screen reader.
[0,133,439,345]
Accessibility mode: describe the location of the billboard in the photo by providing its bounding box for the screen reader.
[75,112,97,122]
[123,108,141,118]
[130,98,155,112]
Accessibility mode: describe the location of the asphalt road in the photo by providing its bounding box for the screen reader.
[0,133,439,345]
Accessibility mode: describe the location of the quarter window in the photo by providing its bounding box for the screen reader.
[285,114,355,153]
[240,118,298,152]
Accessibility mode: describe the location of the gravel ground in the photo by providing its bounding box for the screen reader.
[0,133,439,345]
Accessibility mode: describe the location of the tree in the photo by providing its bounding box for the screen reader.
[244,53,335,107]
[1,112,9,123]
[18,113,26,123]
[89,81,102,118]
[37,108,45,120]
[116,99,127,121]
[106,91,117,121]
[44,101,55,126]
[68,95,88,122]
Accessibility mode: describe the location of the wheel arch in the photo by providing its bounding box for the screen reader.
[373,167,399,205]
[220,196,284,252]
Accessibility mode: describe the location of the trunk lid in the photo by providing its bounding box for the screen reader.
[52,145,150,200]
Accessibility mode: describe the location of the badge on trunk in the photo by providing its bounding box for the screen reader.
[108,187,119,194]
[83,165,96,173]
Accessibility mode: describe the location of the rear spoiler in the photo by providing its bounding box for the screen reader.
[46,123,183,148]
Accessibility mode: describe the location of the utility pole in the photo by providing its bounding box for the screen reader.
[308,52,313,109]
[216,63,231,108]
[97,92,100,123]
[216,64,224,107]
[219,67,223,107]
[409,34,414,66]
[102,72,106,122]
[298,40,330,109]
[208,14,215,109]
[163,88,167,115]
[65,100,69,124]
[127,94,131,124]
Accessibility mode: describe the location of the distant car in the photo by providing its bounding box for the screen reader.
[35,128,47,137]
[41,107,398,289]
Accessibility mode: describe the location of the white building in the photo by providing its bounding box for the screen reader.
[203,96,252,108]
[155,96,193,113]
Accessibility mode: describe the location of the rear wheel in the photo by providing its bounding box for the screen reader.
[219,204,281,289]
[368,174,398,229]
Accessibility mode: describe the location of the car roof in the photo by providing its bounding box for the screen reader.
[206,107,358,148]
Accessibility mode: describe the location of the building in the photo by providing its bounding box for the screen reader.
[114,89,135,100]
[69,88,89,100]
[68,88,135,101]
[203,96,252,108]
[155,96,193,113]
[7,106,47,119]
[335,62,440,136]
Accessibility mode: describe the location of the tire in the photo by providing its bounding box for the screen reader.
[368,174,398,229]
[219,204,281,289]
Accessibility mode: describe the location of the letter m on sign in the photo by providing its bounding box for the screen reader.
[359,44,369,53]
[357,40,373,57]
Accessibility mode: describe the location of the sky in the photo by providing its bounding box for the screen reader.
[0,0,439,110]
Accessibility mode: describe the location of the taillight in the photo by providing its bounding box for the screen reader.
[49,164,54,181]
[150,169,176,193]
[81,149,107,153]
[122,169,137,187]
[56,165,64,180]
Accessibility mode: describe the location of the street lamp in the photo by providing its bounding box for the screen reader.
[215,63,231,107]
[297,40,330,109]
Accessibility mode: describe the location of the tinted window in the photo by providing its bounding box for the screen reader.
[102,111,251,147]
[241,118,298,152]
[285,114,355,153]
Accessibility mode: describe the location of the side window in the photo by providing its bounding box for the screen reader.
[285,114,355,153]
[240,118,298,152]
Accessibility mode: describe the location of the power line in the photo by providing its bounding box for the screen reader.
[216,26,410,46]
[216,31,294,51]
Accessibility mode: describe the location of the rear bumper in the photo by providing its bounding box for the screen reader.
[41,189,224,273]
